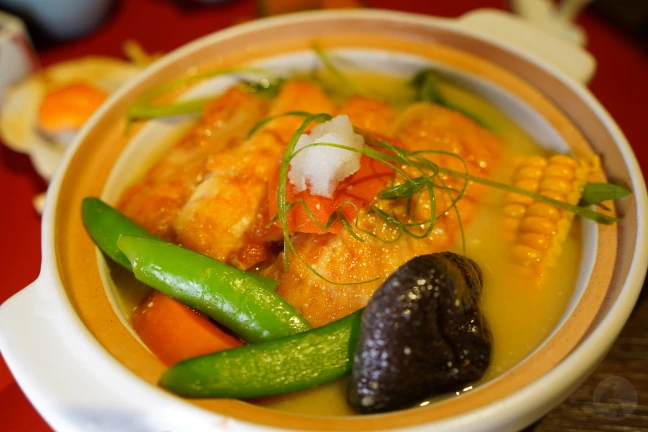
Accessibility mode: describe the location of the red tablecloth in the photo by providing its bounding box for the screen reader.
[1,1,646,430]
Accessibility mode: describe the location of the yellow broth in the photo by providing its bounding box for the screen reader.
[112,70,580,416]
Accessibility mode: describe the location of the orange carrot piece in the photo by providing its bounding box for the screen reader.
[268,155,393,234]
[133,291,242,366]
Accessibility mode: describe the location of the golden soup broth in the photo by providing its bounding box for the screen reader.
[114,71,580,417]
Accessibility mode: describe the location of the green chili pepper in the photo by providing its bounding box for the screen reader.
[117,236,311,343]
[160,309,362,398]
[82,197,277,291]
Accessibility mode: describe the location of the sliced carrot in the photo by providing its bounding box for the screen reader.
[268,155,393,234]
[133,291,242,366]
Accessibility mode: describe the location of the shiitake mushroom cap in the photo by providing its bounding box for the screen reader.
[347,252,492,414]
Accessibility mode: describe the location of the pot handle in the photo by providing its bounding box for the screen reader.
[0,281,141,432]
[0,281,219,431]
[0,280,87,430]
[455,9,596,85]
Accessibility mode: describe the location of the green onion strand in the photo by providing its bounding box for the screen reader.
[127,68,283,122]
[119,45,625,287]
[312,42,374,98]
[262,111,621,286]
[580,182,632,206]
[439,168,619,225]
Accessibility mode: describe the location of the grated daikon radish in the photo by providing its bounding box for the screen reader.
[288,115,364,198]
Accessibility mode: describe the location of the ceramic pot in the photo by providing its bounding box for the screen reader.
[1,9,646,432]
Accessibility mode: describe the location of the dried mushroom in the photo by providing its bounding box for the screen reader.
[348,252,492,414]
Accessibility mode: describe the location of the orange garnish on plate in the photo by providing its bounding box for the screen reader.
[38,82,108,133]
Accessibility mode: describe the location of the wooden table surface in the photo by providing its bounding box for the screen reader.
[0,0,646,430]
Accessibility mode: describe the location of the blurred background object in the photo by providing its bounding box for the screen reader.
[0,38,156,213]
[511,0,648,49]
[511,0,593,45]
[591,0,648,46]
[0,11,37,104]
[257,0,365,16]
[0,0,116,43]
[176,0,234,5]
[457,8,596,83]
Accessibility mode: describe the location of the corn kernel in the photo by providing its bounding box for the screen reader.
[539,178,572,194]
[527,202,561,221]
[549,154,578,168]
[513,266,535,278]
[512,244,544,266]
[502,232,516,243]
[540,190,566,202]
[583,155,601,172]
[502,154,594,289]
[522,156,548,169]
[503,203,527,218]
[520,216,555,235]
[520,232,550,250]
[506,192,535,205]
[515,166,543,181]
[544,164,574,179]
[503,217,521,232]
[515,178,539,192]
[566,186,585,206]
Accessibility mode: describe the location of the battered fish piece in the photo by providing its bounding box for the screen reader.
[118,88,268,239]
[389,103,501,200]
[172,81,335,267]
[265,80,337,143]
[336,96,395,135]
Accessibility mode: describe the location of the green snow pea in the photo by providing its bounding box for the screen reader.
[160,309,363,398]
[82,197,160,271]
[117,236,311,343]
[82,197,277,291]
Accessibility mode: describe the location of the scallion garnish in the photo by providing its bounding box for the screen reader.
[438,168,619,225]
[127,98,211,120]
[124,46,628,286]
[312,42,375,99]
[580,182,632,206]
[247,111,625,284]
[410,69,489,128]
[126,68,283,122]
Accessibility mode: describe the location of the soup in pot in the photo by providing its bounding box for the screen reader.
[83,48,619,416]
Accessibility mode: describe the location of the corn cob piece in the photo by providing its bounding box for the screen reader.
[502,154,598,284]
